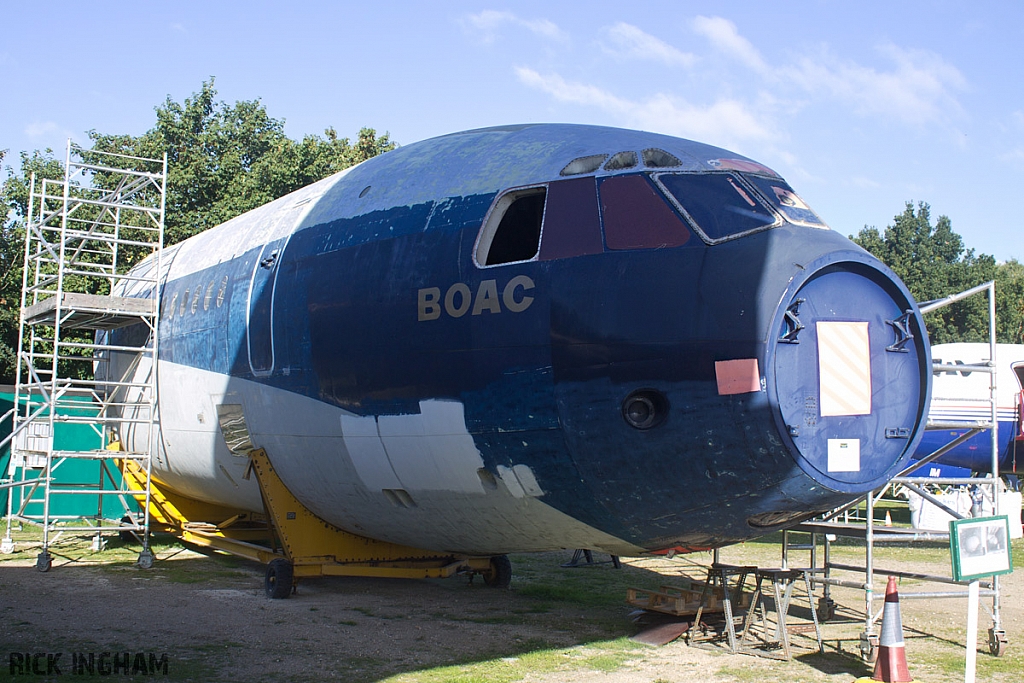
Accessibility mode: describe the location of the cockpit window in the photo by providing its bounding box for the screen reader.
[604,151,638,171]
[560,154,608,176]
[643,148,682,168]
[476,186,546,266]
[599,174,691,250]
[743,175,827,228]
[654,172,778,241]
[538,178,603,260]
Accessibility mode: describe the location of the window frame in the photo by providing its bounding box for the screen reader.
[742,172,829,230]
[473,183,548,268]
[597,173,693,251]
[651,170,783,245]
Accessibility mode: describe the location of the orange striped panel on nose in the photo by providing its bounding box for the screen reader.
[817,321,871,417]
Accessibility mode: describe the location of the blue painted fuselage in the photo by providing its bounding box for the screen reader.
[115,124,932,555]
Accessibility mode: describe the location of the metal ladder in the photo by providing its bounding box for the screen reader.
[3,141,166,569]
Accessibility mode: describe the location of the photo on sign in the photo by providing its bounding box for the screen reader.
[950,515,1013,582]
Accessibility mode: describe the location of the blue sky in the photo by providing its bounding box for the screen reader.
[3,1,1022,262]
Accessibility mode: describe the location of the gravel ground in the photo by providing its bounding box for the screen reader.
[0,532,1021,683]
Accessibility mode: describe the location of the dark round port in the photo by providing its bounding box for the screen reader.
[622,389,668,430]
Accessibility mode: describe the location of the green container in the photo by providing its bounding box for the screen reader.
[0,388,133,523]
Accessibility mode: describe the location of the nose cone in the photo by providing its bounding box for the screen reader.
[768,251,931,493]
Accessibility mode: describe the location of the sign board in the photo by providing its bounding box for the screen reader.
[949,515,1014,582]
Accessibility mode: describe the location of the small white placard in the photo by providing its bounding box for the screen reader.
[827,438,861,472]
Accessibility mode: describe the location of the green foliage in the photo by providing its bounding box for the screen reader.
[851,201,1023,344]
[995,259,1024,343]
[86,78,395,247]
[0,80,395,384]
[0,148,70,381]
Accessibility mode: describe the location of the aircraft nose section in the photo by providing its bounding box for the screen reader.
[769,252,931,493]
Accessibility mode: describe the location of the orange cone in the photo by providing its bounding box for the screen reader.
[872,575,913,682]
[884,510,893,527]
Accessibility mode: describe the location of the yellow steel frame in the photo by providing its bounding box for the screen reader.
[119,450,493,581]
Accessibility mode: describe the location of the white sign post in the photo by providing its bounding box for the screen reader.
[949,516,1014,683]
[964,580,979,683]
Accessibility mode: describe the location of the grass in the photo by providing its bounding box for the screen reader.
[2,519,1022,683]
[3,636,227,683]
[379,638,641,683]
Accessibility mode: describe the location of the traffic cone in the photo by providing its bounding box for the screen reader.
[871,575,913,682]
[884,510,893,527]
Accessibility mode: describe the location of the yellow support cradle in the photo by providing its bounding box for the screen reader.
[119,449,505,597]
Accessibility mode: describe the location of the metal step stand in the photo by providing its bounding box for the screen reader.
[7,141,166,570]
[738,567,823,660]
[687,556,756,654]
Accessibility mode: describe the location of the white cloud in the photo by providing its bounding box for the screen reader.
[515,68,629,111]
[1001,147,1024,166]
[851,176,883,189]
[23,120,76,149]
[25,121,61,138]
[514,67,774,148]
[464,10,565,43]
[787,44,966,126]
[600,23,695,67]
[692,16,966,128]
[692,16,767,73]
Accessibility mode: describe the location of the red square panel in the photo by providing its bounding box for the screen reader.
[715,358,760,396]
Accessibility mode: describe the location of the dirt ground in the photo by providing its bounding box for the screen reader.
[0,531,1021,683]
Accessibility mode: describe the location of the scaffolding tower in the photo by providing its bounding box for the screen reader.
[790,281,1009,661]
[3,141,166,570]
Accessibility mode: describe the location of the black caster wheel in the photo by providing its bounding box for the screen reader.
[265,559,294,599]
[989,627,1008,657]
[859,632,878,664]
[36,552,52,573]
[482,555,512,589]
[137,549,154,569]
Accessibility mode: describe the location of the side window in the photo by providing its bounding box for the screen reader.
[538,177,603,260]
[744,174,826,228]
[476,187,546,266]
[216,275,228,307]
[599,175,691,250]
[204,281,215,311]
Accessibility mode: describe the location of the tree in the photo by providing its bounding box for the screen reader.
[86,79,395,247]
[995,259,1024,344]
[0,81,396,383]
[850,201,1022,345]
[0,148,69,382]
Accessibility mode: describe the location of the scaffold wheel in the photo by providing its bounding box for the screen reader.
[859,632,878,664]
[137,549,154,569]
[989,628,1008,657]
[35,552,51,573]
